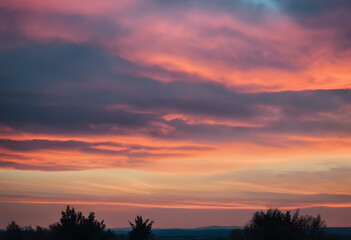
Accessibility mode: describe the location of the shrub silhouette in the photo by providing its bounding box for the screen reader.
[128,216,154,240]
[245,208,326,240]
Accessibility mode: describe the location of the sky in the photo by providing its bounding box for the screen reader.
[0,0,351,228]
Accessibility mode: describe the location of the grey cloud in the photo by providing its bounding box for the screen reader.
[1,42,351,142]
[0,7,128,47]
[275,0,351,50]
[0,160,83,171]
[0,139,210,159]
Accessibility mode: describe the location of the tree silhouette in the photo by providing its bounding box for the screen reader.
[49,205,106,240]
[1,206,124,240]
[6,221,22,232]
[1,206,343,240]
[5,221,22,240]
[229,229,245,240]
[245,208,326,240]
[50,206,85,231]
[128,216,154,240]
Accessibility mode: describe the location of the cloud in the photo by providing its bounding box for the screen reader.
[0,139,212,154]
[0,4,128,47]
[1,42,351,146]
[0,0,350,228]
[0,160,83,171]
[1,0,350,91]
[276,0,351,51]
[0,138,214,171]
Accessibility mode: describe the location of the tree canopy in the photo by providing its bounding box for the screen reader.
[128,216,154,240]
[49,206,106,240]
[245,208,326,240]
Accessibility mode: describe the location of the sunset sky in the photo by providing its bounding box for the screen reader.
[0,0,351,228]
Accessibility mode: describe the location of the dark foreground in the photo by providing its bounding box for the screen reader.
[1,206,350,240]
[1,227,351,240]
[112,227,351,240]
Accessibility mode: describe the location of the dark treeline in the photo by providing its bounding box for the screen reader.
[229,209,341,240]
[0,207,343,240]
[0,206,152,240]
